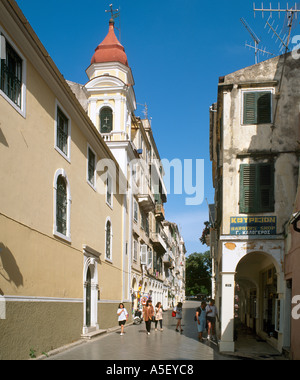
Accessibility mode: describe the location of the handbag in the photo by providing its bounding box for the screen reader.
[172,310,176,317]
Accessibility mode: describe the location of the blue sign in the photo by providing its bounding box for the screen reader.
[230,216,277,236]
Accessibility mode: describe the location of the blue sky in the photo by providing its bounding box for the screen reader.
[15,0,300,255]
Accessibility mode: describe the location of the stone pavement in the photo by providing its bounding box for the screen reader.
[43,301,286,361]
[44,301,232,361]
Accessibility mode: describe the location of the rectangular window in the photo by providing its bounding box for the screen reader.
[147,249,153,268]
[106,173,112,207]
[133,199,138,222]
[133,239,138,262]
[0,31,26,116]
[0,39,22,107]
[141,211,149,236]
[56,107,69,156]
[140,244,147,265]
[87,146,96,187]
[243,91,272,125]
[240,163,274,213]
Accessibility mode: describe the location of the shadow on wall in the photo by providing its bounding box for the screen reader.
[0,242,23,292]
[0,128,9,147]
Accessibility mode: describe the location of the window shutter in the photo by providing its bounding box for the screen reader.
[243,91,272,125]
[240,164,257,213]
[240,163,274,214]
[259,164,274,212]
[257,92,271,124]
[140,244,147,265]
[147,249,153,268]
[243,92,256,125]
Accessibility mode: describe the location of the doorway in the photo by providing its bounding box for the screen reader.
[85,267,91,328]
[83,255,99,335]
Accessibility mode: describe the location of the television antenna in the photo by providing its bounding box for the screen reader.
[241,18,261,63]
[265,16,290,53]
[137,103,149,120]
[240,18,275,63]
[254,2,300,53]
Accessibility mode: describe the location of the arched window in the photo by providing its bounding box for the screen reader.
[53,169,71,242]
[100,107,113,133]
[56,175,67,235]
[105,219,112,261]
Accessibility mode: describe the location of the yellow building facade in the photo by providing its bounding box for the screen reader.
[0,0,186,360]
[0,0,127,359]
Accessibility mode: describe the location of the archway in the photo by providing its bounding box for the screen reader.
[83,256,99,334]
[235,251,280,342]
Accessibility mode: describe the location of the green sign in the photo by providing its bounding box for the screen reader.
[230,216,277,236]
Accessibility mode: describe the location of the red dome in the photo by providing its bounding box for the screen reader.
[91,19,128,67]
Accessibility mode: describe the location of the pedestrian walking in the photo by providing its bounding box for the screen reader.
[143,300,155,335]
[205,299,218,341]
[196,301,207,342]
[175,302,183,333]
[117,303,128,336]
[154,302,163,331]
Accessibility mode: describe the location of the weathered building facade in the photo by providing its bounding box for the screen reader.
[210,52,300,355]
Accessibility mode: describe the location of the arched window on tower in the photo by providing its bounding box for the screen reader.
[100,107,113,133]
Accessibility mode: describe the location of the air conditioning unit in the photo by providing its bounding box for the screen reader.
[140,244,147,265]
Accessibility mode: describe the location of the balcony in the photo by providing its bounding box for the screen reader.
[137,181,155,213]
[163,253,173,268]
[101,131,129,142]
[151,232,167,254]
[155,203,165,221]
[138,193,155,213]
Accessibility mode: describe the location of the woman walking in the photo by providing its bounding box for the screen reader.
[117,303,128,336]
[143,300,155,335]
[175,302,183,333]
[155,302,163,331]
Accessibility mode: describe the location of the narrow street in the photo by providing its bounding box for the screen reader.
[45,301,233,361]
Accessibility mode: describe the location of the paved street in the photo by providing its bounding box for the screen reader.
[45,301,234,361]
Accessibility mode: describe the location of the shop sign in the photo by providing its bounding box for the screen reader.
[230,216,277,236]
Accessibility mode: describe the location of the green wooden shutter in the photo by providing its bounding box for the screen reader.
[259,164,274,212]
[243,92,256,125]
[243,91,271,125]
[240,164,257,213]
[240,163,274,213]
[257,92,271,124]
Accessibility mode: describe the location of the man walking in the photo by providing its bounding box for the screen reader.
[206,299,218,341]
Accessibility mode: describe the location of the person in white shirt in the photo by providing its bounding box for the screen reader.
[205,299,218,341]
[117,303,128,336]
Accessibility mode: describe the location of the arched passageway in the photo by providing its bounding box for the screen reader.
[235,251,281,346]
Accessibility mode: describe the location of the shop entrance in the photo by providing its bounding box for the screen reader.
[235,252,279,342]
